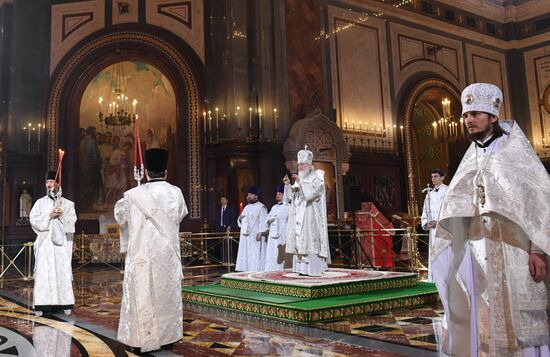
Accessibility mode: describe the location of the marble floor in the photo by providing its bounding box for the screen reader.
[0,266,446,356]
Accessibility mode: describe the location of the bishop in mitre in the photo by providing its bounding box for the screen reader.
[432,83,550,357]
[30,171,77,316]
[115,148,188,352]
[283,146,330,276]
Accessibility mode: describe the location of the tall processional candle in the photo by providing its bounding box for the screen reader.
[203,111,207,135]
[133,115,144,185]
[37,123,42,150]
[55,149,65,189]
[273,108,278,134]
[258,108,262,138]
[248,107,253,137]
[239,202,244,214]
[208,110,212,141]
[215,107,219,140]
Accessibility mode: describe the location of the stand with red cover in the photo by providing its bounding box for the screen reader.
[354,202,395,268]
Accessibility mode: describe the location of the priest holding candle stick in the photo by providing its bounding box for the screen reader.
[30,150,77,317]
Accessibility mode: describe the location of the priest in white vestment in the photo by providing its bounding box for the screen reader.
[283,146,330,276]
[30,171,77,316]
[420,168,448,282]
[236,186,268,272]
[262,184,290,271]
[432,83,550,357]
[114,148,187,353]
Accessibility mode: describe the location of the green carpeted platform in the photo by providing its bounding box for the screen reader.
[183,281,439,323]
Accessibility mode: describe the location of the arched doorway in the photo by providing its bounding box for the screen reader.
[46,28,204,229]
[401,78,468,214]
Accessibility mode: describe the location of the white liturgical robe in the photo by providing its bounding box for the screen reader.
[236,201,268,272]
[433,121,550,357]
[30,195,77,310]
[285,168,330,276]
[420,183,447,282]
[263,202,290,271]
[114,181,187,352]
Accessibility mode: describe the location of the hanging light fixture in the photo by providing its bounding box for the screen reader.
[431,91,465,142]
[98,62,137,132]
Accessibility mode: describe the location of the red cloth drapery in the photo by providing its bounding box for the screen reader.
[355,202,395,268]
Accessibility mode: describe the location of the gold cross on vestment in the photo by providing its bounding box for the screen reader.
[477,183,486,207]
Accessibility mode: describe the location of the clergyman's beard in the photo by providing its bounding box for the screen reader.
[298,168,311,180]
[247,198,257,204]
[48,188,58,198]
[468,123,494,142]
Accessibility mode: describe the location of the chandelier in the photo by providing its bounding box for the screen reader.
[431,96,465,142]
[98,62,137,131]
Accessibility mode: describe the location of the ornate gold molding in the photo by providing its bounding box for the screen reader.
[47,31,202,218]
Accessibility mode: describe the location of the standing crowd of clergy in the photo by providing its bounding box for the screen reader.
[28,145,330,353]
[235,146,330,276]
[28,82,550,356]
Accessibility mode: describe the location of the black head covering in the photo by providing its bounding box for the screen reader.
[45,171,57,181]
[145,148,168,173]
[248,186,260,195]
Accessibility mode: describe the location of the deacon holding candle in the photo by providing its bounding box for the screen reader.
[115,148,188,352]
[30,150,77,317]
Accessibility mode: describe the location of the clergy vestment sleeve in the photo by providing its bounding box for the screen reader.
[29,200,51,233]
[531,242,545,254]
[259,211,270,235]
[61,202,77,234]
[261,205,268,217]
[270,215,280,238]
[178,190,188,222]
[283,184,293,203]
[420,196,429,231]
[260,205,268,233]
[299,178,324,203]
[114,197,130,253]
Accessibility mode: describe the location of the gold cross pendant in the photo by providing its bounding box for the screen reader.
[477,183,486,207]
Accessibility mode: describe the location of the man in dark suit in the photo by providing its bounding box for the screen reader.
[215,196,235,233]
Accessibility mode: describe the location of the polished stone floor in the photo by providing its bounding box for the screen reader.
[0,266,445,356]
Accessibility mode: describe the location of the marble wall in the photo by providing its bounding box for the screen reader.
[465,44,511,119]
[389,22,465,96]
[51,0,204,75]
[329,7,392,137]
[285,0,324,123]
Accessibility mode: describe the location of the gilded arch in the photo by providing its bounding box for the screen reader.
[401,78,460,209]
[46,31,202,218]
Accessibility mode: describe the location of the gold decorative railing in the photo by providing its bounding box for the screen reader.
[0,242,34,285]
[1,227,430,283]
[327,226,428,274]
[180,231,239,272]
[73,233,124,272]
